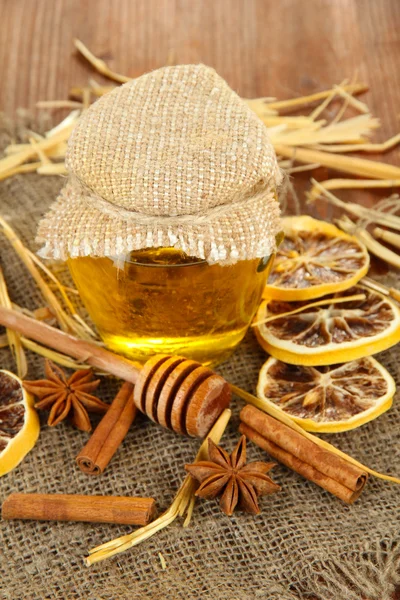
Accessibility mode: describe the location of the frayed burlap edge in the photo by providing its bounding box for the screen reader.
[36,180,281,264]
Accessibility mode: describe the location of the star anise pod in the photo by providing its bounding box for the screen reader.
[185,435,280,516]
[23,360,108,432]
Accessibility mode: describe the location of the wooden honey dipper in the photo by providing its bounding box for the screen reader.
[134,354,230,437]
[0,306,231,438]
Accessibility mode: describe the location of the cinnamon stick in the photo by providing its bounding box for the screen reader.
[2,493,157,525]
[0,305,143,383]
[239,405,368,503]
[76,381,136,475]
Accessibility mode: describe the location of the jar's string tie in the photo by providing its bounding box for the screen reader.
[69,174,277,225]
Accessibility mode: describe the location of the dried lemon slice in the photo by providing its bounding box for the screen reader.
[257,356,395,432]
[264,215,369,301]
[257,357,396,433]
[254,285,400,366]
[0,370,40,476]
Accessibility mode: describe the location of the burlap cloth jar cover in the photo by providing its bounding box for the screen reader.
[1,80,400,599]
[37,64,282,263]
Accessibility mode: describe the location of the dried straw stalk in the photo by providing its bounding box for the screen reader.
[37,100,83,109]
[373,227,400,250]
[20,337,92,370]
[308,178,400,202]
[251,294,365,327]
[0,268,27,377]
[74,39,131,84]
[5,141,67,158]
[337,216,400,269]
[269,114,380,147]
[0,216,96,340]
[0,162,42,182]
[263,83,368,113]
[275,145,400,180]
[310,180,400,229]
[362,277,400,304]
[311,182,400,268]
[0,122,75,179]
[311,133,400,153]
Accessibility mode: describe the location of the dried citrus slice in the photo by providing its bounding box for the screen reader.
[0,370,40,476]
[254,285,400,366]
[264,215,369,301]
[257,356,395,432]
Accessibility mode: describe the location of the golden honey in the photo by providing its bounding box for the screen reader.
[68,247,274,365]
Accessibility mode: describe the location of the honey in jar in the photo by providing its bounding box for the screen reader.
[68,248,274,365]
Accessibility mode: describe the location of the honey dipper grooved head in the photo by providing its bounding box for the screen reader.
[134,355,231,438]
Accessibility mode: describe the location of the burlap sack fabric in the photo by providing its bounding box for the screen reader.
[1,118,400,600]
[37,64,281,263]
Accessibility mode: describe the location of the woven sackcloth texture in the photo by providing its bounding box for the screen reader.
[37,64,281,264]
[1,117,400,600]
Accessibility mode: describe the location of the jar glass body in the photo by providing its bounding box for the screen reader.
[68,247,274,366]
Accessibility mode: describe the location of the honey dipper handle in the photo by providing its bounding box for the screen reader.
[0,305,142,383]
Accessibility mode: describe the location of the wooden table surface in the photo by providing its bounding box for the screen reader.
[1,2,399,598]
[1,0,399,139]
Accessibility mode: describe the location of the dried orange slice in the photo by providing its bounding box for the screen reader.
[257,356,395,432]
[264,215,369,301]
[0,370,40,476]
[254,285,400,366]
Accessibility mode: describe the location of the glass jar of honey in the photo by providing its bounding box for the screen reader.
[68,248,274,365]
[37,64,282,368]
